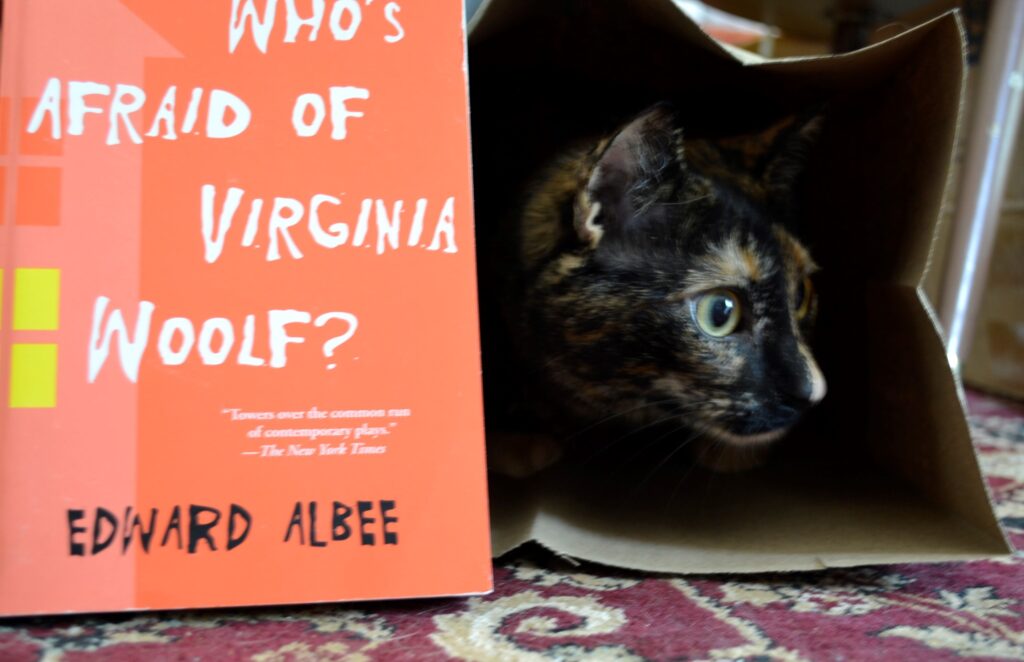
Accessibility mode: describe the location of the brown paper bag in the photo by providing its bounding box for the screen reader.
[964,213,1024,398]
[470,0,1010,573]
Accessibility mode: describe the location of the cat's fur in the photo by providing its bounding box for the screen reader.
[483,103,826,476]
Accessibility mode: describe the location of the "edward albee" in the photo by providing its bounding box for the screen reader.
[67,499,398,555]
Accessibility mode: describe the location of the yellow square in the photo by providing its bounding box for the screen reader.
[10,343,57,408]
[13,268,59,330]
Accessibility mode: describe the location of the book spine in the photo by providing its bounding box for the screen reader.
[0,0,17,427]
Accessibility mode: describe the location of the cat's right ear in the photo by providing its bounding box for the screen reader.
[575,103,684,247]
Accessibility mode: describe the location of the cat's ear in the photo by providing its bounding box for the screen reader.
[762,113,822,197]
[575,103,685,247]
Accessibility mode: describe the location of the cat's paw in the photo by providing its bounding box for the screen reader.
[487,432,563,478]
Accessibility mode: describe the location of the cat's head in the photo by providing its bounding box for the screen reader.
[523,103,826,455]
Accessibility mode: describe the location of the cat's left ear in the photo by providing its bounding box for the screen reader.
[576,103,685,247]
[763,113,823,197]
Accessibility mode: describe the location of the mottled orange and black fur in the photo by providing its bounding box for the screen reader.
[482,103,826,476]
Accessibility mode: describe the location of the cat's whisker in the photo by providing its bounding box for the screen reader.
[576,406,692,465]
[561,397,685,442]
[654,195,711,207]
[572,399,716,463]
[537,352,569,370]
[610,423,686,469]
[627,425,707,503]
[698,436,734,503]
[664,420,716,514]
[621,417,700,465]
[519,351,571,376]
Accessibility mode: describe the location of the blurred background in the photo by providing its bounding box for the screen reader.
[467,0,1024,402]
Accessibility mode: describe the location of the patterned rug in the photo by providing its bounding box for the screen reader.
[2,392,1022,661]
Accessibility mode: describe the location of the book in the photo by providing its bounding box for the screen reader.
[0,0,491,616]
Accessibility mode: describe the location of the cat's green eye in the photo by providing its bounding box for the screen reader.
[695,291,741,337]
[795,276,813,320]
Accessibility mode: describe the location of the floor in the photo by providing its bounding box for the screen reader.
[1,391,1022,661]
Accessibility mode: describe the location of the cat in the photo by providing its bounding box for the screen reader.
[480,102,827,477]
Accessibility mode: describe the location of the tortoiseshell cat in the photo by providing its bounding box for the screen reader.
[483,103,827,477]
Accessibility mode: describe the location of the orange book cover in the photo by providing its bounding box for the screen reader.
[0,0,491,616]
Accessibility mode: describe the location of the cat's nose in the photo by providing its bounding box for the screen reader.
[763,403,803,430]
[763,370,819,429]
[775,348,827,408]
[779,380,814,409]
[800,351,827,405]
[774,370,822,413]
[778,369,824,409]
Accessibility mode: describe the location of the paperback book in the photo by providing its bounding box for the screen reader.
[0,0,491,615]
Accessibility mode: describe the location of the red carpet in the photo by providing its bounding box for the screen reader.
[2,392,1022,661]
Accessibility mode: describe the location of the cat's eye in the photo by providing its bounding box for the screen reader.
[695,291,741,337]
[795,276,814,320]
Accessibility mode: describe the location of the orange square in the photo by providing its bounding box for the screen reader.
[15,167,61,226]
[20,98,63,156]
